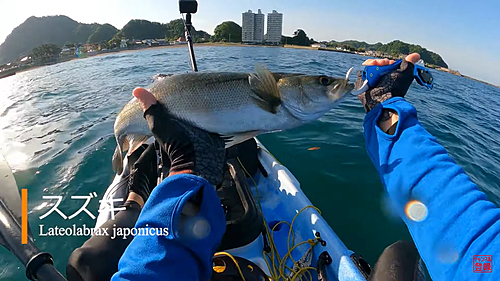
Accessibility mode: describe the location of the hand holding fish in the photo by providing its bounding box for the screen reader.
[356,53,421,134]
[133,87,226,186]
[356,53,421,112]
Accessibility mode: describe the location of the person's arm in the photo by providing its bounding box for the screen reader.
[365,97,500,280]
[111,173,226,280]
[111,87,227,280]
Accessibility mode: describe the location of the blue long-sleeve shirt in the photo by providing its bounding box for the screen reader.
[365,97,500,280]
[111,174,226,281]
[113,97,499,281]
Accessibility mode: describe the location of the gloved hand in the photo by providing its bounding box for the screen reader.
[133,87,226,186]
[128,144,158,202]
[356,53,420,112]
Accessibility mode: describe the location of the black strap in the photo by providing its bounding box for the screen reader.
[26,252,54,280]
[317,251,332,281]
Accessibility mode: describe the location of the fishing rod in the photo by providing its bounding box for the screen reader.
[0,154,67,280]
[179,0,199,72]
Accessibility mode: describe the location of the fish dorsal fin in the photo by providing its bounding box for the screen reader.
[152,74,173,83]
[248,64,282,114]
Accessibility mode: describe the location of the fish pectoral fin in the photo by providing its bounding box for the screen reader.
[222,131,261,148]
[113,134,131,175]
[248,64,282,114]
[126,134,151,156]
[112,145,124,175]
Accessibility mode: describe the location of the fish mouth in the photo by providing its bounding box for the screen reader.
[329,79,354,100]
[344,67,361,96]
[345,81,355,92]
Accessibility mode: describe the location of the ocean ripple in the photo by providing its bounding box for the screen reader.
[0,46,499,278]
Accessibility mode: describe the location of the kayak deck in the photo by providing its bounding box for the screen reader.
[227,140,367,281]
[95,139,368,280]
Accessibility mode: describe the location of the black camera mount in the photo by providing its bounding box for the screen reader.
[179,0,199,71]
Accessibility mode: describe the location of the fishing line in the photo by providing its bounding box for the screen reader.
[235,156,322,281]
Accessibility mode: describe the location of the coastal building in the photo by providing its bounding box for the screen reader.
[142,39,160,47]
[120,39,128,48]
[242,10,255,43]
[242,9,265,44]
[254,10,265,43]
[156,39,169,46]
[60,48,75,56]
[311,43,326,48]
[266,10,283,45]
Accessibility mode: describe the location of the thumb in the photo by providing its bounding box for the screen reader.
[133,87,157,112]
[405,53,421,64]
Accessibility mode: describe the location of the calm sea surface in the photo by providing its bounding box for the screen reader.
[0,46,499,280]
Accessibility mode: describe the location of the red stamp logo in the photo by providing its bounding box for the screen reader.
[473,255,492,273]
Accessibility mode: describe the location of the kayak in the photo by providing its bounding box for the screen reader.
[95,138,370,281]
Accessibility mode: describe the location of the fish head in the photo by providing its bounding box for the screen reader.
[278,75,354,122]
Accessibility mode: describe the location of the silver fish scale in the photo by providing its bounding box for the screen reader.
[115,72,294,139]
[152,72,256,112]
[148,72,292,133]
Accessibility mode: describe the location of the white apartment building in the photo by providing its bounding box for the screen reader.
[242,10,255,43]
[266,10,283,45]
[242,9,265,43]
[254,9,265,43]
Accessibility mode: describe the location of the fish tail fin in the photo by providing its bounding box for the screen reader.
[126,135,150,156]
[112,134,150,175]
[112,145,124,175]
[112,135,127,175]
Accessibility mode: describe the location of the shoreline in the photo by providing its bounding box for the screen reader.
[13,43,499,88]
[88,42,281,58]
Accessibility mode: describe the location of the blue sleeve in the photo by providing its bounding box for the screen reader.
[364,97,500,280]
[111,174,226,281]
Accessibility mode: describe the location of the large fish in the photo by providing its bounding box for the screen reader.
[113,65,354,174]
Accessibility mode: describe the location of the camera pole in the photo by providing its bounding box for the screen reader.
[183,13,198,72]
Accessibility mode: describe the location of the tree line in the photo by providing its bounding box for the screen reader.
[107,19,211,47]
[327,40,448,68]
[22,16,447,68]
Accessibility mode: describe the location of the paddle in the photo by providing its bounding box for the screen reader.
[0,154,67,280]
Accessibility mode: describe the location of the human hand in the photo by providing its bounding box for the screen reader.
[133,87,226,186]
[356,53,420,112]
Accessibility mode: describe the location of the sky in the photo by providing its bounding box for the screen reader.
[0,0,499,85]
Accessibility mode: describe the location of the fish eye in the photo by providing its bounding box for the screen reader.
[319,76,331,86]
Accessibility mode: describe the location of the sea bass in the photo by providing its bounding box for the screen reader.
[113,65,353,173]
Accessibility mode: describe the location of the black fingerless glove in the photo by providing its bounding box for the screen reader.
[128,144,158,201]
[356,60,415,112]
[143,102,226,186]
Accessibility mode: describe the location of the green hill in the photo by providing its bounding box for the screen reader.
[114,18,209,41]
[0,16,117,63]
[0,15,448,69]
[117,19,167,40]
[327,39,448,68]
[88,24,119,43]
